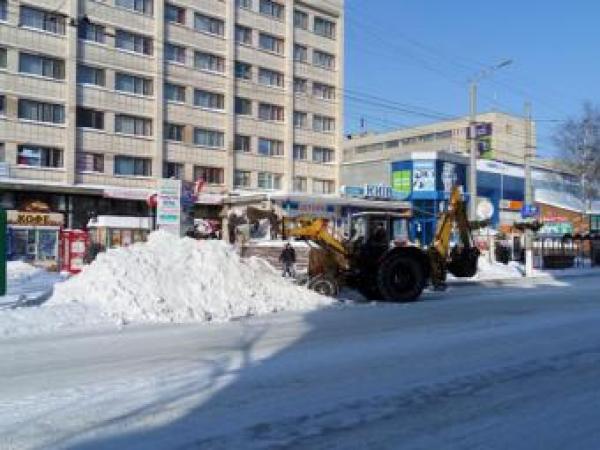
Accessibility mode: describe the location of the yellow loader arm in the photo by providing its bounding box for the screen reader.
[287,217,348,257]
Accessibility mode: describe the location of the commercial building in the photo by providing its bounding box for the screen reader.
[0,0,344,262]
[341,113,589,245]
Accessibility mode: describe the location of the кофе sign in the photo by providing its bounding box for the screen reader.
[7,210,64,227]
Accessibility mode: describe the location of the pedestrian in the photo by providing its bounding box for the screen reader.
[279,243,296,278]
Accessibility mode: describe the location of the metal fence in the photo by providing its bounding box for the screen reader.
[532,234,600,269]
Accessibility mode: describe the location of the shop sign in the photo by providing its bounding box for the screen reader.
[476,198,494,221]
[156,178,182,236]
[340,185,405,201]
[7,210,64,226]
[521,204,539,219]
[540,221,573,235]
[500,199,523,211]
[412,161,435,192]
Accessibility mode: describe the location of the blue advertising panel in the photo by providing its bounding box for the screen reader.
[436,160,467,198]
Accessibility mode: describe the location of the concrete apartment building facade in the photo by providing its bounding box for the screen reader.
[342,112,535,169]
[0,0,344,227]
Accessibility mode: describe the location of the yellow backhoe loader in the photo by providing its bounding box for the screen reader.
[287,186,488,301]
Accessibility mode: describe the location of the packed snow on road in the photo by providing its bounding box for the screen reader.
[2,233,600,450]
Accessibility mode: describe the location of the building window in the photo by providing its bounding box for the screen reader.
[313,82,335,100]
[115,29,153,55]
[194,166,224,184]
[165,122,184,141]
[313,50,335,69]
[77,65,105,86]
[259,0,283,19]
[293,111,307,128]
[115,114,152,136]
[234,170,251,188]
[258,33,283,54]
[194,12,224,36]
[235,61,252,80]
[77,152,104,173]
[78,21,105,43]
[294,44,307,63]
[293,144,307,160]
[258,103,284,122]
[258,68,283,87]
[0,95,4,114]
[20,6,66,35]
[294,78,307,94]
[19,53,65,80]
[164,162,184,179]
[194,51,225,72]
[314,17,336,39]
[165,83,185,102]
[17,145,63,168]
[258,137,283,156]
[194,128,224,148]
[313,146,335,163]
[258,172,281,190]
[114,155,151,176]
[294,9,308,29]
[235,97,252,115]
[115,72,153,96]
[194,89,224,110]
[116,0,153,15]
[76,107,104,129]
[165,4,185,24]
[313,179,335,194]
[235,134,251,152]
[293,176,307,192]
[235,25,252,45]
[18,99,65,124]
[236,0,252,9]
[0,47,6,68]
[165,43,185,63]
[0,143,4,162]
[0,0,6,21]
[313,115,335,133]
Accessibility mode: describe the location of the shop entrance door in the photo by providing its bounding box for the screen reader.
[9,227,59,265]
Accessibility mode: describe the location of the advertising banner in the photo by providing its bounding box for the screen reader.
[412,161,435,192]
[157,178,182,236]
[392,169,412,199]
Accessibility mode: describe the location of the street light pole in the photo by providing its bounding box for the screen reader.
[468,59,513,221]
[469,82,478,220]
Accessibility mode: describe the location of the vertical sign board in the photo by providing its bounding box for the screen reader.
[156,179,182,236]
[0,209,6,296]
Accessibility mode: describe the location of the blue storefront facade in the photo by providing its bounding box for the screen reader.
[391,154,469,245]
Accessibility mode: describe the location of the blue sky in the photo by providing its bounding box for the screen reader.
[344,0,600,157]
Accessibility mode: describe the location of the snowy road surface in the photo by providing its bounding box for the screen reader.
[2,276,600,450]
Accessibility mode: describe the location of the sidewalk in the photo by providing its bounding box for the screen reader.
[448,264,600,288]
[0,262,66,310]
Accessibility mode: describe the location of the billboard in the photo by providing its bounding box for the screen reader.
[466,123,493,159]
[412,161,435,192]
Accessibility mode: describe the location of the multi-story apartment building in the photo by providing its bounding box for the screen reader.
[0,0,344,230]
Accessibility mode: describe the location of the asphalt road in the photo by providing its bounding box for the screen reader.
[1,275,600,450]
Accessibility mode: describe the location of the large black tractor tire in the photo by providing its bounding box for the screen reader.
[376,254,426,302]
[308,274,340,297]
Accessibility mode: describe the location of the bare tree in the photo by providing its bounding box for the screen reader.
[553,101,600,211]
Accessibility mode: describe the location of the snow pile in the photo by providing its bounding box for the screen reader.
[48,231,332,324]
[448,256,524,282]
[7,261,43,284]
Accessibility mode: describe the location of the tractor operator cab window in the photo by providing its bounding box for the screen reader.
[349,216,367,242]
[392,218,409,242]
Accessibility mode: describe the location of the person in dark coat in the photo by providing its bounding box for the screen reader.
[279,243,297,278]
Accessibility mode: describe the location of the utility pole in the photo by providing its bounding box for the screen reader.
[468,82,478,220]
[524,101,534,277]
